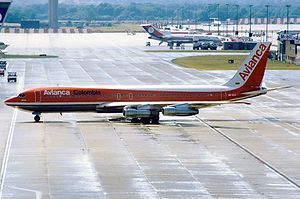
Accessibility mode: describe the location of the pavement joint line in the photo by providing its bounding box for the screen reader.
[194,115,300,190]
[252,105,300,136]
[108,120,160,197]
[141,124,212,196]
[0,108,18,199]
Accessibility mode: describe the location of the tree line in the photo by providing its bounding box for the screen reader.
[5,3,300,23]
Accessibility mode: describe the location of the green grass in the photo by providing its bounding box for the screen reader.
[89,23,143,33]
[172,55,300,70]
[0,54,58,59]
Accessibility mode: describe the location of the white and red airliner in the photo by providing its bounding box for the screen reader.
[5,42,277,124]
[141,24,222,47]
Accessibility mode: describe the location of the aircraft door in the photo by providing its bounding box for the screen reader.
[129,93,133,100]
[34,90,41,102]
[222,92,227,100]
[117,93,121,100]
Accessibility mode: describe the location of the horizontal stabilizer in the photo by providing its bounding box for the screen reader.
[267,86,293,92]
[241,89,267,95]
[229,101,251,105]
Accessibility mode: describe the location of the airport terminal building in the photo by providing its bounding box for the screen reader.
[278,30,300,64]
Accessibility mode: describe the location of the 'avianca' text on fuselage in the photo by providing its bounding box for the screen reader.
[239,43,267,81]
[5,42,272,124]
[44,90,70,97]
[43,89,102,97]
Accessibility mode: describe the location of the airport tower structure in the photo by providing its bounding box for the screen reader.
[48,0,58,29]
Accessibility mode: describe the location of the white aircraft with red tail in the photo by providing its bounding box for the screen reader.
[141,24,222,47]
[6,42,286,124]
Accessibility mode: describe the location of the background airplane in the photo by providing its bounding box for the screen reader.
[6,42,278,124]
[0,0,12,51]
[141,24,222,48]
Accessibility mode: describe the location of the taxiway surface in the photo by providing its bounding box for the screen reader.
[0,33,300,198]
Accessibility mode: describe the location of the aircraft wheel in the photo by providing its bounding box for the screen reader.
[34,115,40,122]
[131,118,140,123]
[141,118,151,124]
[151,117,159,124]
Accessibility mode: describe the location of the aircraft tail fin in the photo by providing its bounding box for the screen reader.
[224,42,271,90]
[140,24,165,39]
[0,0,12,24]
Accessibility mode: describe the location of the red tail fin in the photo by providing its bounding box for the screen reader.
[224,42,271,90]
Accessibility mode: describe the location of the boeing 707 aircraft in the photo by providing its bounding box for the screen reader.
[6,42,274,124]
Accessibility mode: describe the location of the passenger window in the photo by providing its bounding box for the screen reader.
[18,93,26,98]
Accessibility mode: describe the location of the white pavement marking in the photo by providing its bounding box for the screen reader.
[9,186,43,199]
[0,109,18,199]
[0,69,24,199]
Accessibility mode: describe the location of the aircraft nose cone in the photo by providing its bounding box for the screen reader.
[4,96,17,106]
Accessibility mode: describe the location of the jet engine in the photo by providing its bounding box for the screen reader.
[123,108,152,118]
[162,106,199,116]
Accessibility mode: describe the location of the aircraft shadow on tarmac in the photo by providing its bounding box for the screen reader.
[18,120,109,124]
[18,117,298,130]
[205,118,299,125]
[209,125,249,130]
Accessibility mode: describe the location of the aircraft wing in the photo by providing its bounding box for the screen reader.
[98,100,250,110]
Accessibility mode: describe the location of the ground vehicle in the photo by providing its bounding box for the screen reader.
[0,61,7,70]
[0,69,4,76]
[201,42,210,50]
[193,42,217,50]
[209,43,218,50]
[193,42,209,50]
[7,72,17,82]
[146,41,151,46]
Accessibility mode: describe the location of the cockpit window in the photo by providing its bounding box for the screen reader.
[18,93,26,98]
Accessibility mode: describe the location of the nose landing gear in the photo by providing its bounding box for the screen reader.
[34,115,40,122]
[33,112,41,122]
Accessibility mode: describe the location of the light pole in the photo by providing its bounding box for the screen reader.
[207,4,211,32]
[249,5,253,37]
[165,6,168,26]
[235,4,239,36]
[181,9,183,28]
[226,4,229,36]
[194,9,197,30]
[286,5,291,35]
[176,9,179,28]
[265,5,269,41]
[217,4,220,35]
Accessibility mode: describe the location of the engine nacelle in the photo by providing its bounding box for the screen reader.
[162,107,199,116]
[123,108,152,118]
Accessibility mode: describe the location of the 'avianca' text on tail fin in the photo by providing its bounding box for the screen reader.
[0,0,12,24]
[224,42,271,90]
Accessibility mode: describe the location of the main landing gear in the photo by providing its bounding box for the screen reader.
[33,112,41,122]
[131,116,159,125]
